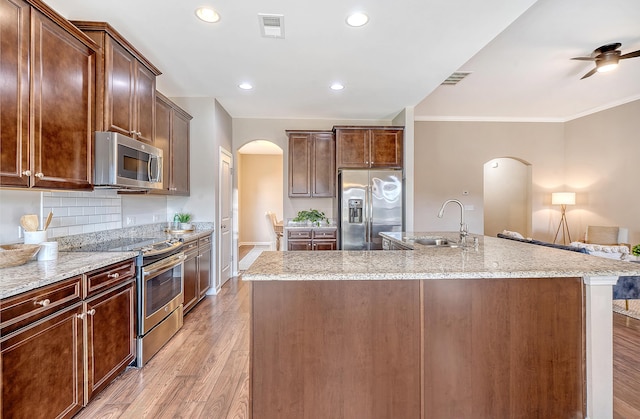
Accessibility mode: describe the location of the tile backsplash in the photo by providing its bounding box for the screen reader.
[43,190,123,238]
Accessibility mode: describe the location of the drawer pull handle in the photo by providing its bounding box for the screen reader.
[107,272,120,279]
[34,299,50,307]
[87,309,96,316]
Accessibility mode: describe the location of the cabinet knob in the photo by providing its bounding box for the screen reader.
[35,172,44,178]
[138,131,142,136]
[77,313,86,320]
[34,298,50,307]
[87,309,96,316]
[107,272,120,279]
[22,170,31,176]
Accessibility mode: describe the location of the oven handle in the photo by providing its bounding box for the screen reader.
[143,253,184,278]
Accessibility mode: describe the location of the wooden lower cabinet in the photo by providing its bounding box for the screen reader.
[183,234,213,314]
[251,277,585,418]
[1,303,85,419]
[183,239,199,313]
[85,280,136,402]
[287,228,337,251]
[1,259,136,417]
[198,238,212,299]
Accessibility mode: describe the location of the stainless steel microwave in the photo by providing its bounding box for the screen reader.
[94,132,163,190]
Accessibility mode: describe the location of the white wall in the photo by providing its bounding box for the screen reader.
[413,121,565,242]
[564,100,640,245]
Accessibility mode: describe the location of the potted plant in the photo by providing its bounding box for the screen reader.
[293,209,329,227]
[176,213,193,230]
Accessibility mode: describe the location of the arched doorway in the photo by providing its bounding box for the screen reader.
[483,157,532,238]
[237,140,284,253]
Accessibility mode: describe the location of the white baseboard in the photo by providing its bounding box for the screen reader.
[239,241,272,246]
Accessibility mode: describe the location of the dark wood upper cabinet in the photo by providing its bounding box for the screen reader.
[72,21,161,144]
[287,130,335,198]
[335,126,403,169]
[153,92,192,195]
[0,0,97,190]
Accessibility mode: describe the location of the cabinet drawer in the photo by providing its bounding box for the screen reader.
[1,275,82,336]
[288,229,312,239]
[85,259,136,298]
[312,229,337,239]
[183,239,198,252]
[198,235,212,246]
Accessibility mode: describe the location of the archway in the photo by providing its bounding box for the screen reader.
[483,157,532,238]
[237,140,283,251]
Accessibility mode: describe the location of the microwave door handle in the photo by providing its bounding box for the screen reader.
[147,157,153,182]
[155,156,162,182]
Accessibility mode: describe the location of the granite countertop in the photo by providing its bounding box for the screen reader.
[0,252,137,299]
[242,232,640,281]
[0,225,215,300]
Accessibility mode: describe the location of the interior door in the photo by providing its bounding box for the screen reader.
[218,148,233,289]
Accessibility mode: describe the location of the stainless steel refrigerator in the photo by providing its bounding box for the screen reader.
[338,169,403,250]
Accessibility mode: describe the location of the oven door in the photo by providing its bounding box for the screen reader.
[140,252,184,335]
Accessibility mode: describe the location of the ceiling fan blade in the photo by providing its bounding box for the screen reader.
[620,49,640,59]
[580,68,598,80]
[571,56,597,61]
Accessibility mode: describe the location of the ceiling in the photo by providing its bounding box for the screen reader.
[46,0,640,121]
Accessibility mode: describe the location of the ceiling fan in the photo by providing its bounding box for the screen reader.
[571,43,640,79]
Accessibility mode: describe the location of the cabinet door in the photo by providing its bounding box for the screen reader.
[336,129,369,168]
[288,133,311,197]
[370,129,403,168]
[105,37,135,136]
[183,246,199,314]
[31,9,94,189]
[0,0,30,187]
[311,132,335,197]
[85,281,135,402]
[135,63,156,143]
[1,304,84,419]
[154,94,172,193]
[198,243,212,299]
[312,240,337,251]
[171,108,191,195]
[288,240,312,251]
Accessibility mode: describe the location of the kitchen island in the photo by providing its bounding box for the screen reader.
[243,233,640,419]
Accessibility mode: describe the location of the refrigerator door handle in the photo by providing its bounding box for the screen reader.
[366,184,372,244]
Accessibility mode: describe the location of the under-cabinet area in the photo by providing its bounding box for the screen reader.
[1,258,136,419]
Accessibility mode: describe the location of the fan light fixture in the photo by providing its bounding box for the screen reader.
[195,7,220,23]
[596,54,619,73]
[572,43,640,79]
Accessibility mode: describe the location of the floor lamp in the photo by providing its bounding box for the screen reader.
[552,192,575,244]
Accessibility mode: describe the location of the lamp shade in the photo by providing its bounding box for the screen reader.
[551,192,576,206]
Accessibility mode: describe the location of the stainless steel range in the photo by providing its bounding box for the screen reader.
[74,237,184,367]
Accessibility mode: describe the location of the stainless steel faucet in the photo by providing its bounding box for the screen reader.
[437,199,468,245]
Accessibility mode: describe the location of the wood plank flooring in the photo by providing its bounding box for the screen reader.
[614,312,640,418]
[74,279,640,418]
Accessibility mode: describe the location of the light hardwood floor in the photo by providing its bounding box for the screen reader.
[75,278,640,418]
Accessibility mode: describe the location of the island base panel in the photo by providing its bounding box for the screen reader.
[251,280,421,419]
[423,277,584,418]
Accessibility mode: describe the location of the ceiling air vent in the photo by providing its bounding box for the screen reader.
[259,14,285,38]
[441,71,472,85]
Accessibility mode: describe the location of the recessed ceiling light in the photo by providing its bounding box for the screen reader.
[330,83,344,91]
[346,12,368,27]
[238,82,253,90]
[195,7,220,23]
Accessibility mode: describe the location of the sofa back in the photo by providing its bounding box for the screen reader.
[496,233,589,254]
